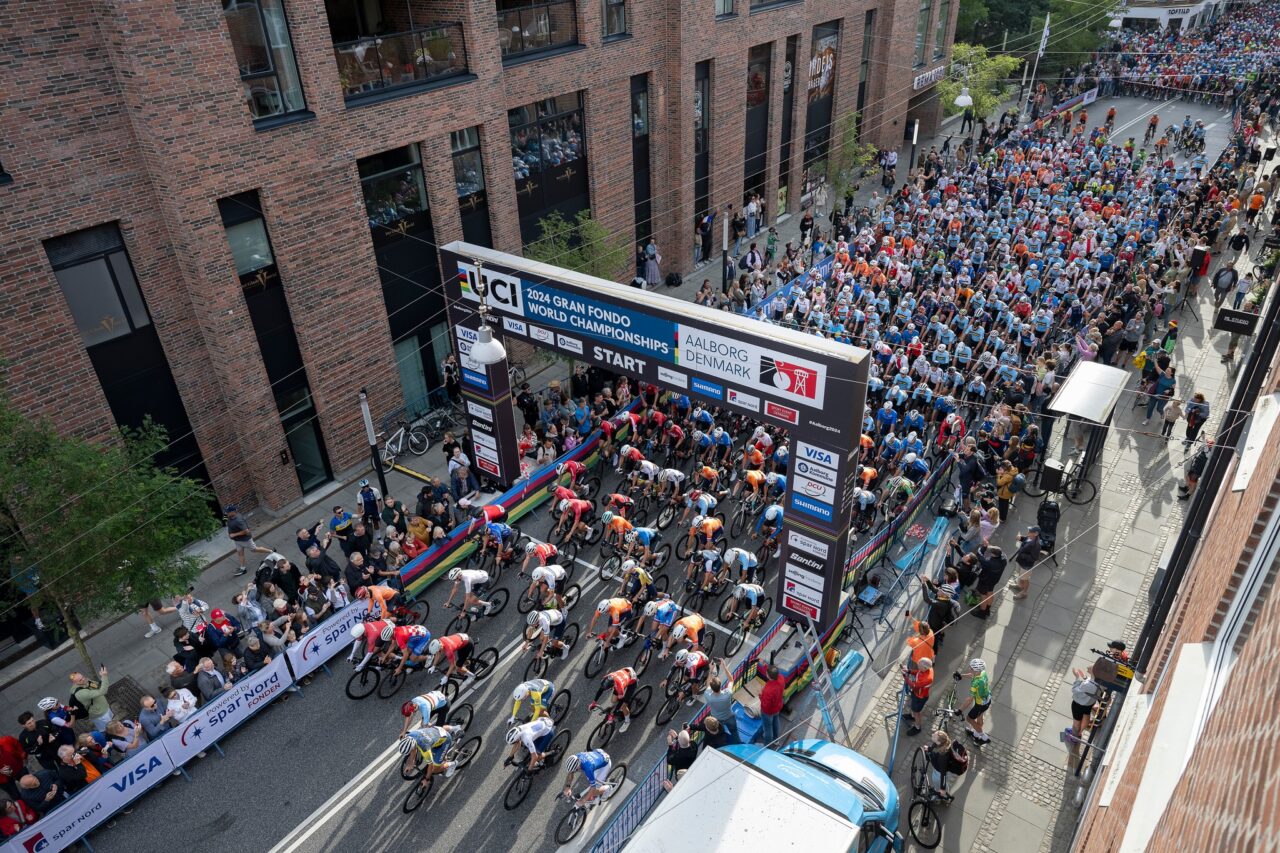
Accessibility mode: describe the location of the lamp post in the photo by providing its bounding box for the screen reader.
[358,388,389,499]
[721,209,730,295]
[909,118,920,172]
[467,260,508,368]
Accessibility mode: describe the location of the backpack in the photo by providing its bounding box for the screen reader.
[67,691,90,721]
[255,558,279,589]
[1010,472,1026,494]
[947,741,970,775]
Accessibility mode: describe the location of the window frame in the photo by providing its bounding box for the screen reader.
[47,225,151,349]
[357,144,431,230]
[450,127,488,200]
[913,0,933,67]
[603,0,627,38]
[222,0,309,126]
[715,0,734,17]
[933,0,950,60]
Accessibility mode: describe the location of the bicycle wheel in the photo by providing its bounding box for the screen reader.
[908,799,943,849]
[655,695,681,726]
[730,510,749,539]
[524,654,548,681]
[724,621,748,657]
[630,508,649,527]
[445,613,470,635]
[443,679,459,704]
[1065,475,1097,505]
[560,541,579,571]
[547,729,572,765]
[563,584,582,612]
[701,631,717,655]
[599,555,623,584]
[911,746,928,793]
[379,448,396,474]
[511,365,527,385]
[516,588,540,615]
[653,573,669,594]
[588,716,616,750]
[446,703,474,730]
[399,748,424,781]
[402,775,434,813]
[758,596,773,623]
[555,806,588,845]
[561,622,581,654]
[718,596,738,623]
[407,599,430,624]
[585,643,609,678]
[634,643,653,676]
[408,429,431,456]
[377,668,407,699]
[486,588,510,618]
[1022,467,1045,498]
[651,543,672,571]
[676,535,693,561]
[549,688,572,722]
[656,504,676,530]
[345,667,380,700]
[503,771,534,810]
[630,685,653,717]
[579,477,602,500]
[471,647,500,680]
[583,522,602,545]
[665,670,687,698]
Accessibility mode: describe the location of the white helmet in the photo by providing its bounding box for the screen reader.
[398,737,416,757]
[692,430,705,442]
[505,726,523,745]
[557,463,568,476]
[526,611,543,627]
[969,658,986,673]
[37,697,57,711]
[512,684,532,702]
[691,515,705,528]
[525,542,539,554]
[428,639,442,656]
[624,531,638,544]
[621,559,638,573]
[620,444,633,456]
[359,478,370,488]
[380,625,395,642]
[734,584,749,599]
[765,473,778,486]
[565,754,583,774]
[674,649,689,666]
[712,427,724,439]
[904,453,918,465]
[596,599,611,614]
[448,567,462,582]
[558,499,570,513]
[601,511,615,525]
[671,624,688,641]
[644,601,660,617]
[350,623,366,640]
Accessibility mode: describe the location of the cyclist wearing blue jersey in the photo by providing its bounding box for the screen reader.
[398,690,450,736]
[764,472,786,499]
[723,547,760,584]
[563,749,614,806]
[711,426,734,465]
[725,582,767,623]
[681,489,719,525]
[399,724,461,782]
[482,521,517,563]
[770,441,789,472]
[625,526,662,563]
[754,503,784,540]
[644,596,680,642]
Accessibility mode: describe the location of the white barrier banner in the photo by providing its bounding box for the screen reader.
[164,654,293,766]
[285,601,366,680]
[9,736,174,853]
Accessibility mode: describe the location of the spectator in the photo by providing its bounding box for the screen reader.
[195,657,233,702]
[17,712,58,771]
[344,552,373,596]
[37,698,77,749]
[973,544,1007,620]
[757,664,786,747]
[0,796,38,838]
[172,626,214,672]
[661,728,699,791]
[68,666,112,730]
[381,496,408,539]
[224,505,272,578]
[297,574,330,622]
[139,597,178,640]
[304,541,342,587]
[138,695,174,740]
[164,660,199,696]
[1161,394,1183,438]
[55,745,100,795]
[690,716,733,750]
[104,720,145,761]
[241,635,271,673]
[161,686,199,723]
[295,521,325,558]
[232,583,267,626]
[903,657,934,737]
[979,507,1001,545]
[995,460,1019,522]
[1179,439,1214,500]
[16,772,61,817]
[1065,667,1103,748]
[0,735,26,799]
[329,505,355,557]
[955,659,992,744]
[1183,392,1210,448]
[1008,526,1042,601]
[906,618,935,668]
[700,659,738,743]
[176,589,210,631]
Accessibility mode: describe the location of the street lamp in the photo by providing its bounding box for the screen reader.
[909,119,920,171]
[721,209,730,295]
[468,260,507,366]
[954,87,974,108]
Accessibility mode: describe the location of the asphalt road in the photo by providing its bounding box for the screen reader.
[92,458,766,853]
[88,91,1235,853]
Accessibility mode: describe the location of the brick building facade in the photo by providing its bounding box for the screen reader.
[0,0,956,513]
[1072,357,1280,851]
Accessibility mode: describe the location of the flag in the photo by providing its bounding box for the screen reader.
[1038,14,1051,58]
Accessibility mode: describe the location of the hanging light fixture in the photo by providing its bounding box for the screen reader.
[467,260,508,365]
[954,87,974,108]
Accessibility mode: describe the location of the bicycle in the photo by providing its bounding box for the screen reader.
[719,594,774,656]
[655,668,706,726]
[586,688,653,750]
[509,363,527,386]
[553,763,629,844]
[420,407,459,442]
[438,646,501,703]
[522,622,582,680]
[728,492,763,538]
[502,728,573,810]
[584,628,638,679]
[400,732,484,813]
[443,592,510,635]
[379,420,431,472]
[515,581,582,615]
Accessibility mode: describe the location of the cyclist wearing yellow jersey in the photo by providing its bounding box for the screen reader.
[508,678,556,724]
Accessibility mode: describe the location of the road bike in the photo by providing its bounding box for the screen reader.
[719,594,774,656]
[443,590,510,635]
[655,668,706,726]
[515,581,583,615]
[502,728,573,810]
[584,628,639,679]
[586,688,652,750]
[379,420,431,472]
[906,683,964,848]
[400,732,484,814]
[439,646,501,703]
[397,702,477,778]
[553,763,628,844]
[522,622,581,680]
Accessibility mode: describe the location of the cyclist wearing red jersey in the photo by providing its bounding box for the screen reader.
[384,623,430,667]
[556,497,596,542]
[464,501,507,535]
[521,541,561,573]
[427,633,477,687]
[348,619,392,671]
[616,444,645,475]
[603,492,636,518]
[590,667,640,733]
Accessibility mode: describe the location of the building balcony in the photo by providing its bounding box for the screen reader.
[497,0,579,63]
[333,23,468,103]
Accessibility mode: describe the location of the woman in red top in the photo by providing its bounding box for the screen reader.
[757,665,786,747]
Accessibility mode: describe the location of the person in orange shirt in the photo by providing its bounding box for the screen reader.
[904,657,934,736]
[358,583,397,619]
[1246,191,1266,228]
[907,618,935,668]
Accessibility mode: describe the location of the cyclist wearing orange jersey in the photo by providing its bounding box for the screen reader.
[693,464,721,492]
[521,541,561,573]
[556,497,596,541]
[588,597,634,647]
[600,511,634,548]
[741,445,765,472]
[663,613,706,657]
[735,468,767,499]
[427,633,476,687]
[858,465,878,489]
[590,667,639,733]
[686,514,724,549]
[357,584,397,619]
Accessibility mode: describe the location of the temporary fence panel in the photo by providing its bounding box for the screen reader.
[162,654,294,766]
[7,736,175,853]
[284,600,367,680]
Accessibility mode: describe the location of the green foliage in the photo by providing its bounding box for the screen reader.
[1040,0,1114,74]
[939,44,1022,118]
[0,380,218,669]
[829,113,880,203]
[525,209,630,281]
[955,0,990,43]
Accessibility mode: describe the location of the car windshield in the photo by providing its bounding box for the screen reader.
[784,752,887,812]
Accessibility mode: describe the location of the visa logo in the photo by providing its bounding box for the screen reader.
[796,441,836,469]
[110,755,165,792]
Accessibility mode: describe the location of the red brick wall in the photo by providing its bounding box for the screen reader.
[0,0,949,513]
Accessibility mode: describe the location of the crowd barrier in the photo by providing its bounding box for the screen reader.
[4,413,638,853]
[588,453,956,853]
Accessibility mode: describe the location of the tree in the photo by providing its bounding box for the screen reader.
[525,209,631,281]
[0,378,219,673]
[938,44,1022,118]
[1039,0,1113,76]
[955,0,990,44]
[828,113,880,206]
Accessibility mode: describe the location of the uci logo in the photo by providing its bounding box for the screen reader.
[458,262,526,318]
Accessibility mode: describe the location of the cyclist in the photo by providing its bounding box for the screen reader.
[398,690,450,737]
[691,461,722,493]
[443,567,495,615]
[556,497,596,543]
[624,525,662,564]
[686,514,725,552]
[643,407,668,441]
[661,648,711,705]
[735,467,766,500]
[588,597,634,649]
[663,421,687,458]
[852,486,878,529]
[464,501,507,535]
[556,459,589,488]
[562,749,614,807]
[903,452,930,484]
[723,546,760,584]
[690,406,715,433]
[548,484,579,518]
[400,723,462,782]
[687,546,723,590]
[506,716,557,771]
[356,584,397,620]
[937,411,966,452]
[590,667,640,733]
[749,425,774,455]
[692,429,715,464]
[680,488,719,525]
[725,582,768,624]
[770,441,790,473]
[602,491,636,519]
[656,466,687,499]
[1144,113,1159,146]
[664,611,707,658]
[764,472,786,500]
[629,458,661,494]
[644,597,681,643]
[427,633,477,688]
[481,521,518,564]
[616,444,645,476]
[740,442,766,474]
[348,620,393,671]
[526,563,569,609]
[879,466,915,511]
[753,502,784,542]
[711,426,734,465]
[526,608,573,659]
[521,541,562,574]
[600,510,634,550]
[509,678,557,724]
[387,624,431,672]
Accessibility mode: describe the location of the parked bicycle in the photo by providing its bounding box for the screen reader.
[379,419,431,472]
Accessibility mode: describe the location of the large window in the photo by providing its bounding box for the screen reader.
[222,0,307,124]
[0,159,11,184]
[914,0,932,67]
[603,0,627,37]
[498,0,578,60]
[47,224,151,348]
[933,0,950,59]
[451,127,493,247]
[632,74,652,244]
[358,145,429,232]
[803,21,839,176]
[509,93,589,243]
[716,0,734,16]
[744,43,771,200]
[694,61,711,219]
